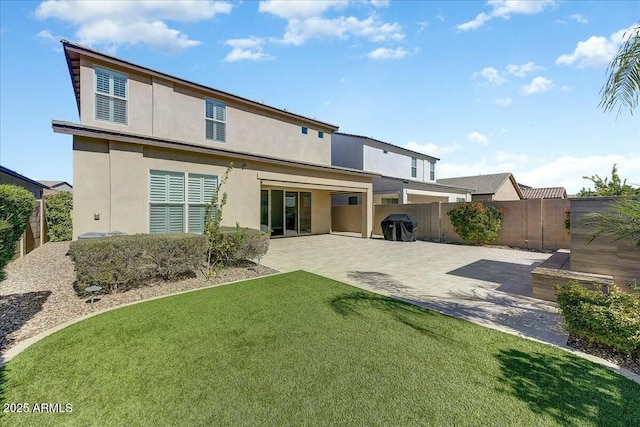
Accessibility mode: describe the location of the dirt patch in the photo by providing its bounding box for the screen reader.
[567,336,640,375]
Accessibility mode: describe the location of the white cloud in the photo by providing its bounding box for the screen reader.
[258,0,346,20]
[436,14,446,23]
[417,21,429,32]
[223,37,274,62]
[457,0,555,31]
[517,155,640,194]
[35,0,232,53]
[522,76,553,95]
[280,15,404,46]
[366,47,413,60]
[439,153,640,194]
[569,14,588,24]
[506,61,544,77]
[556,26,633,68]
[468,131,489,146]
[403,141,461,157]
[476,67,506,85]
[370,0,390,7]
[495,97,512,105]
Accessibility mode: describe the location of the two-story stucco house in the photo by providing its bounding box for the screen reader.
[331,133,470,205]
[53,41,374,239]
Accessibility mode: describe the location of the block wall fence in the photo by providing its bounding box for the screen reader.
[332,199,571,251]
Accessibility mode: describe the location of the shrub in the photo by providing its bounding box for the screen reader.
[0,184,36,278]
[226,227,269,262]
[44,191,73,241]
[69,233,207,293]
[556,282,640,356]
[447,202,505,245]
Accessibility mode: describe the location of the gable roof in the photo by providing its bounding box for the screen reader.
[520,187,567,199]
[38,180,73,189]
[437,172,523,198]
[0,165,49,189]
[61,40,338,132]
[334,132,440,162]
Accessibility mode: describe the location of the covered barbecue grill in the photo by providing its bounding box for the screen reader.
[381,214,418,242]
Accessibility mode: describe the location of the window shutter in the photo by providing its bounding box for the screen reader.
[112,74,127,98]
[167,205,184,233]
[112,98,127,124]
[203,175,217,202]
[188,175,204,203]
[188,205,205,233]
[96,69,110,94]
[168,173,184,203]
[96,94,111,121]
[149,205,168,233]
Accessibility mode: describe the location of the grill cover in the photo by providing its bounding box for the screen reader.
[381,214,418,242]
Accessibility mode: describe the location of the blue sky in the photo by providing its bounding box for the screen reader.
[1,0,638,194]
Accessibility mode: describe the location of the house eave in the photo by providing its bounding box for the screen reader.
[52,120,377,179]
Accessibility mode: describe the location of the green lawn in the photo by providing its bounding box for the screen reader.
[1,271,639,426]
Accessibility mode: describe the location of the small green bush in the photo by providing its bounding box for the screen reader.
[228,227,269,262]
[69,233,207,293]
[44,191,73,241]
[556,282,640,356]
[447,202,505,245]
[0,184,36,278]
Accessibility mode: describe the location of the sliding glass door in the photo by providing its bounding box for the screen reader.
[265,190,311,237]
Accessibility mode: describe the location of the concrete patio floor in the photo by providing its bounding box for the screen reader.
[262,234,568,346]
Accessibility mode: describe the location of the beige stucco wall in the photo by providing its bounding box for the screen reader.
[492,180,521,201]
[79,58,332,166]
[72,136,372,239]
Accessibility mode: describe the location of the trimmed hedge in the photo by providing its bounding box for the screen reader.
[69,233,207,293]
[44,191,73,241]
[0,184,36,279]
[556,282,640,356]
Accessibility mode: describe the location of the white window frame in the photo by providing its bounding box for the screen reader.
[149,170,218,234]
[94,66,128,125]
[205,98,226,142]
[411,157,417,178]
[430,161,436,180]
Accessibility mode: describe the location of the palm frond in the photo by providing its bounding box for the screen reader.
[579,198,640,247]
[599,23,640,117]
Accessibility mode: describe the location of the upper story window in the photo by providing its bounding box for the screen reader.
[95,67,127,125]
[302,126,308,135]
[318,131,324,138]
[411,157,417,178]
[430,161,436,180]
[205,99,226,142]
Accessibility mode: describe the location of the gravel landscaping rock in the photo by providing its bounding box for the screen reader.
[1,242,277,356]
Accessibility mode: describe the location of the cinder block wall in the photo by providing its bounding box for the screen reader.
[331,205,363,233]
[570,197,640,289]
[370,199,570,251]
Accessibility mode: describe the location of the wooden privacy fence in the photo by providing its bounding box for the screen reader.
[332,199,571,251]
[14,200,49,259]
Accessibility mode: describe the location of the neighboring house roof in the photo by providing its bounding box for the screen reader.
[334,132,440,162]
[437,172,523,198]
[374,175,471,193]
[61,40,338,132]
[38,180,73,189]
[0,165,49,189]
[520,187,567,199]
[52,121,379,179]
